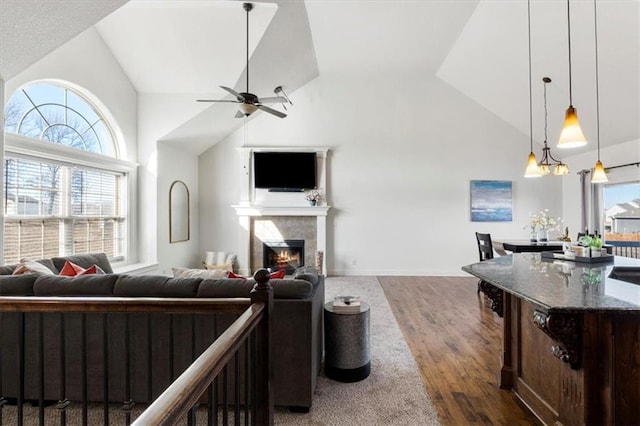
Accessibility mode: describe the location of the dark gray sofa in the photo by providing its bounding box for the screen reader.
[0,254,324,410]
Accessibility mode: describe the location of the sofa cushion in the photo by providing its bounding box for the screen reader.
[51,253,113,274]
[114,275,200,297]
[292,266,319,286]
[0,274,38,295]
[197,278,313,299]
[33,274,118,296]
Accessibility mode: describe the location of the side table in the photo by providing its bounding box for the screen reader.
[323,301,371,382]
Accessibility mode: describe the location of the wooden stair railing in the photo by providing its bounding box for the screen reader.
[0,269,274,426]
[134,268,274,425]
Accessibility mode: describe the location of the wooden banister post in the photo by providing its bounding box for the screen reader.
[251,268,274,425]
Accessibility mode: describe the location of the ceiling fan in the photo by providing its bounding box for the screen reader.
[197,2,287,119]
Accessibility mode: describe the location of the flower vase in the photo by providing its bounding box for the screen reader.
[537,229,549,243]
[530,230,538,243]
[309,200,317,206]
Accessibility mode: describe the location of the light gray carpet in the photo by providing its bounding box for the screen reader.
[1,277,439,425]
[275,276,440,425]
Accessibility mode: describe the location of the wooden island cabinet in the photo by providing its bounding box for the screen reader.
[463,254,640,425]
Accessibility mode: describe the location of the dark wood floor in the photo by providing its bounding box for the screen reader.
[379,276,540,426]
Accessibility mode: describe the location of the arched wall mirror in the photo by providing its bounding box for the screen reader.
[169,180,190,243]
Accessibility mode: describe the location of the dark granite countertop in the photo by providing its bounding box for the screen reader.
[462,254,640,313]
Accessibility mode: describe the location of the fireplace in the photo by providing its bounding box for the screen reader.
[263,240,304,274]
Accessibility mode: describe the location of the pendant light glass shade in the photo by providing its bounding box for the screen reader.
[589,0,608,183]
[538,164,550,176]
[558,0,587,149]
[523,0,541,179]
[557,106,587,148]
[553,163,570,175]
[591,161,608,183]
[525,152,543,178]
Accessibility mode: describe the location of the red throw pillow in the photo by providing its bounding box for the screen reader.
[59,260,86,277]
[77,264,105,275]
[270,269,286,279]
[228,270,285,279]
[228,271,246,279]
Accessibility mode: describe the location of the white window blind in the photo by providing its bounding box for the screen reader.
[3,155,125,264]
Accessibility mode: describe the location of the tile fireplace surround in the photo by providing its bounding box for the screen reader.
[233,205,330,276]
[234,147,331,276]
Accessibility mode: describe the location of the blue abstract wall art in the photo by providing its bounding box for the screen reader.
[470,180,513,222]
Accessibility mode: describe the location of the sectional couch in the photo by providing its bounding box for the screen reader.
[0,254,324,411]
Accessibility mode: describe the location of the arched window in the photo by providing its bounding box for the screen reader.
[3,81,131,264]
[4,82,118,157]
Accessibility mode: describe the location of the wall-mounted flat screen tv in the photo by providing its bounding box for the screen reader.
[254,152,317,191]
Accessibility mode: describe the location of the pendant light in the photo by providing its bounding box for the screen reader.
[524,0,542,178]
[557,0,587,149]
[537,77,570,176]
[590,0,608,183]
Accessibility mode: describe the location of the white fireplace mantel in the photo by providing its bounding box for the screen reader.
[233,205,331,276]
[233,205,330,217]
[233,147,331,276]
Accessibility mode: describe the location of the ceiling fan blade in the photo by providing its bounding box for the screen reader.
[235,110,245,118]
[257,96,288,104]
[196,99,240,103]
[256,104,287,118]
[220,86,244,101]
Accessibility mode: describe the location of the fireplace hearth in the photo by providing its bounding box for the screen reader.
[263,240,304,274]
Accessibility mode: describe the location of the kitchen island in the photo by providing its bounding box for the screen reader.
[463,254,640,425]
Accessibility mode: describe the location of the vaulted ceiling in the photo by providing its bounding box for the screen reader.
[1,0,638,156]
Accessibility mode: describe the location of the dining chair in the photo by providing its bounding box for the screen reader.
[475,232,494,295]
[476,232,494,260]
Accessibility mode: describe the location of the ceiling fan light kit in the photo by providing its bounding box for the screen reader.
[196,2,288,119]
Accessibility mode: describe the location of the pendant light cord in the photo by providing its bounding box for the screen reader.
[543,79,548,143]
[527,0,533,152]
[594,0,601,161]
[246,5,250,93]
[567,0,573,106]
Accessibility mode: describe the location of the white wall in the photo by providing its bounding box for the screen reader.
[3,27,140,263]
[198,72,562,276]
[198,130,246,270]
[138,94,208,270]
[0,79,4,263]
[157,142,199,274]
[2,26,204,272]
[562,139,640,235]
[5,28,137,162]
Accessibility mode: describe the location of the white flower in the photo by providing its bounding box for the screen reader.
[526,209,562,231]
[304,189,322,202]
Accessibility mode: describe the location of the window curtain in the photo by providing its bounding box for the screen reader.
[579,170,590,233]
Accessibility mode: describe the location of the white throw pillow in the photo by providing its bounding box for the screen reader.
[203,262,234,272]
[172,267,228,279]
[205,251,237,267]
[12,259,55,276]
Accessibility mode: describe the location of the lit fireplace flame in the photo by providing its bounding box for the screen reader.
[275,250,300,266]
